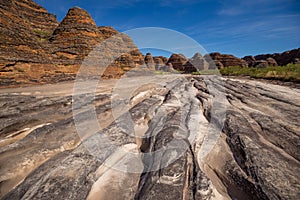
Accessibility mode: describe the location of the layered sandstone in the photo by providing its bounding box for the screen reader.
[144,53,155,70]
[184,53,209,72]
[50,7,104,65]
[167,54,188,71]
[254,48,300,66]
[0,0,58,64]
[242,48,300,67]
[209,52,248,68]
[0,1,144,86]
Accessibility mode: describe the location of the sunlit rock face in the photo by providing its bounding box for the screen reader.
[1,75,299,200]
[0,1,144,86]
[0,1,299,200]
[209,52,248,68]
[167,54,188,71]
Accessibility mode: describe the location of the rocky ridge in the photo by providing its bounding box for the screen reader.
[251,48,300,66]
[165,48,300,73]
[0,75,299,199]
[166,54,188,71]
[50,7,104,65]
[0,0,144,86]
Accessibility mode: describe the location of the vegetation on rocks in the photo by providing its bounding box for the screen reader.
[33,29,51,39]
[220,64,300,82]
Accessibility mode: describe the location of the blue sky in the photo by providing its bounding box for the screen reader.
[35,0,300,58]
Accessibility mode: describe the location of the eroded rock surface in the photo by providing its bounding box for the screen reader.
[167,54,188,71]
[242,48,300,67]
[0,75,299,200]
[209,52,248,68]
[0,0,144,86]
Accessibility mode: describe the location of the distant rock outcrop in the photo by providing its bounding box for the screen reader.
[167,54,188,71]
[243,48,300,66]
[250,58,278,68]
[153,56,168,64]
[159,63,175,72]
[144,53,155,70]
[254,60,269,68]
[242,56,256,67]
[209,52,248,68]
[183,53,209,72]
[153,56,168,70]
[266,57,278,67]
[293,58,300,64]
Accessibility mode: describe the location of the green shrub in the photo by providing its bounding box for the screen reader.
[219,64,300,82]
[33,29,51,41]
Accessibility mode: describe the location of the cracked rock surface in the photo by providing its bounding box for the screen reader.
[0,75,299,200]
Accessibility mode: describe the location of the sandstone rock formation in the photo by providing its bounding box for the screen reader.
[242,56,256,67]
[153,56,168,70]
[1,2,299,199]
[243,48,300,66]
[153,56,168,65]
[144,53,155,70]
[242,56,277,68]
[50,7,104,65]
[98,26,119,39]
[259,48,300,65]
[167,54,188,71]
[209,52,248,68]
[0,0,58,64]
[1,0,299,86]
[183,53,208,72]
[254,60,269,68]
[266,57,278,66]
[0,0,144,86]
[0,0,60,86]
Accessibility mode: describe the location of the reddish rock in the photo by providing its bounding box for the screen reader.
[50,7,104,65]
[1,0,299,86]
[111,35,144,72]
[167,54,188,71]
[253,58,277,68]
[214,60,224,69]
[129,49,145,66]
[184,53,210,72]
[153,56,168,64]
[0,0,58,64]
[153,56,168,70]
[115,53,135,68]
[254,48,300,66]
[243,56,277,68]
[144,53,155,70]
[98,26,144,69]
[242,56,256,67]
[0,1,145,86]
[209,52,248,68]
[98,26,119,39]
[203,54,218,69]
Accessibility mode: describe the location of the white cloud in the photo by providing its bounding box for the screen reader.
[217,0,294,16]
